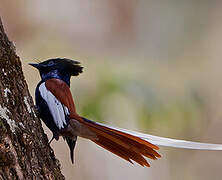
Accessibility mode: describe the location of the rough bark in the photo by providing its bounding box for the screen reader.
[0,18,65,179]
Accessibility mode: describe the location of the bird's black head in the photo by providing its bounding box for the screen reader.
[29,58,83,85]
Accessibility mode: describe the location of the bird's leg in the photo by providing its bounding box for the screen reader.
[33,105,40,117]
[48,136,55,144]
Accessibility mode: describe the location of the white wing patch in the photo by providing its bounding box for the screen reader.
[39,82,69,129]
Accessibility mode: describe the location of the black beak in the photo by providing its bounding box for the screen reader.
[29,63,39,69]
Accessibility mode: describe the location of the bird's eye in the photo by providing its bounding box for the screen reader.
[48,61,54,66]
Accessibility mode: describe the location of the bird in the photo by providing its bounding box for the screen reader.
[30,58,222,167]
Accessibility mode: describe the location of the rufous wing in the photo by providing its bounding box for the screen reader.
[45,78,77,116]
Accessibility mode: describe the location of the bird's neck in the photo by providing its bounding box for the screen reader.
[41,70,71,86]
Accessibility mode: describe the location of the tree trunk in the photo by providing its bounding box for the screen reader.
[0,18,65,179]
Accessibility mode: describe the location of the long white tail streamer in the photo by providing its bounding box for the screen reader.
[96,122,222,150]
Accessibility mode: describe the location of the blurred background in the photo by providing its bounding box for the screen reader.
[1,1,222,179]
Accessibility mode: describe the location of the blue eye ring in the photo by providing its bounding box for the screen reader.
[48,61,54,66]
